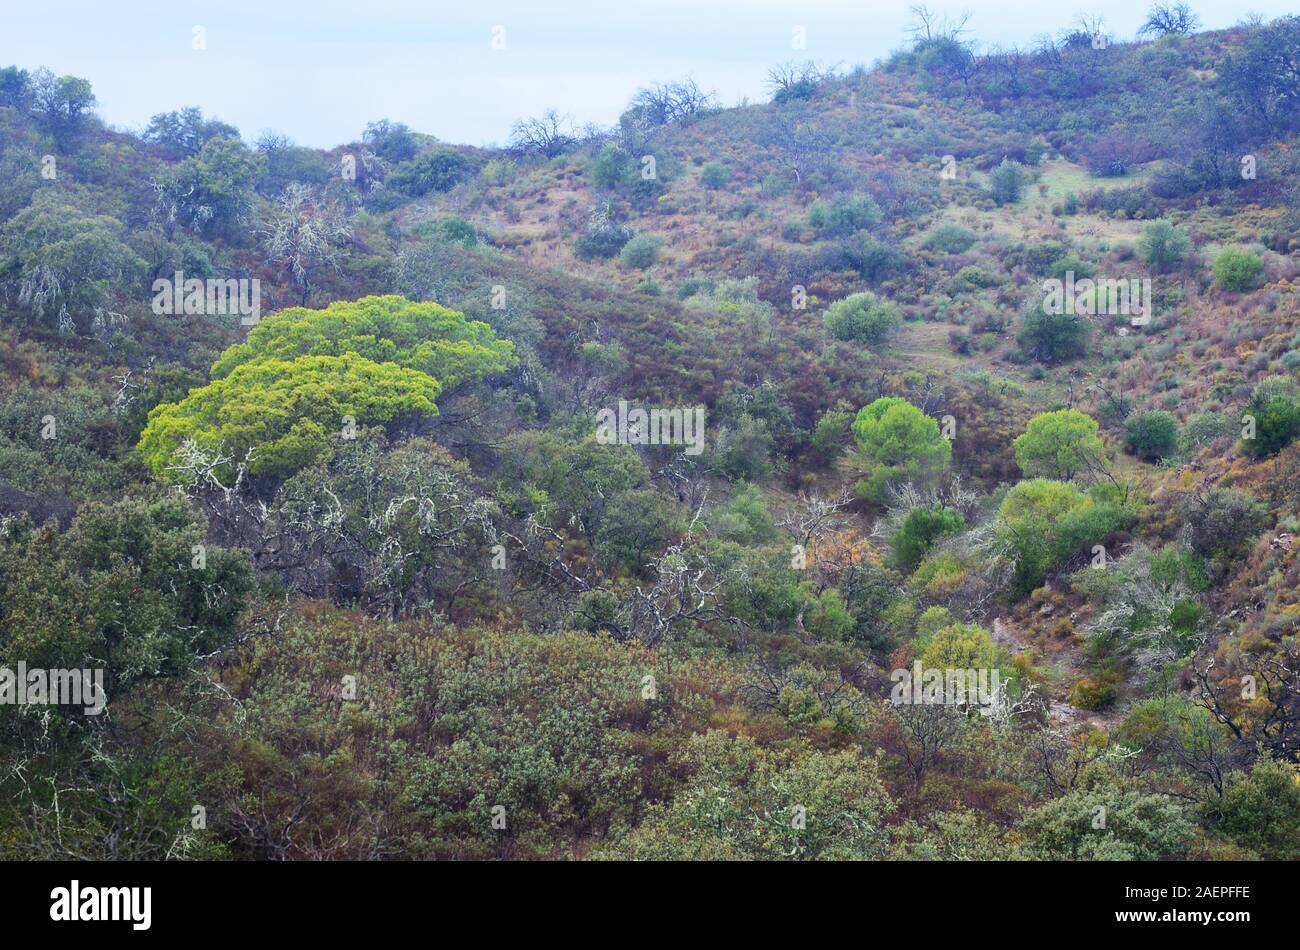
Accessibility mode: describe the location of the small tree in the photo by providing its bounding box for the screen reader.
[824,292,902,345]
[922,223,976,254]
[1138,2,1200,38]
[1241,375,1300,457]
[1212,246,1264,291]
[891,505,965,569]
[1137,219,1191,272]
[260,183,352,306]
[989,158,1025,205]
[619,233,663,269]
[700,162,730,189]
[1125,410,1179,461]
[1017,307,1090,363]
[509,110,575,158]
[851,397,952,502]
[27,67,97,150]
[1013,409,1106,479]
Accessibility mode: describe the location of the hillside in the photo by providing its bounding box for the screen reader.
[1,10,1299,862]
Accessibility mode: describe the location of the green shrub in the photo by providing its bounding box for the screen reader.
[1212,246,1264,291]
[1017,307,1090,363]
[1124,410,1178,461]
[923,223,977,254]
[851,397,952,502]
[1242,375,1300,456]
[1185,487,1268,560]
[808,193,882,236]
[1216,759,1300,859]
[1013,409,1105,479]
[700,161,730,188]
[1137,220,1191,272]
[989,158,1025,205]
[619,233,663,269]
[824,292,902,345]
[891,505,965,570]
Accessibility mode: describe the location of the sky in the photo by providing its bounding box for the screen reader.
[1,1,1292,149]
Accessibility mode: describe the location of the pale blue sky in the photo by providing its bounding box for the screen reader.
[1,1,1290,148]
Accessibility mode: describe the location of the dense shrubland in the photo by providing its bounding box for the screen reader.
[2,10,1300,860]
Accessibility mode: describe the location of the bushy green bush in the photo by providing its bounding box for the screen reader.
[851,397,952,502]
[1013,409,1105,479]
[1137,220,1191,272]
[989,158,1025,205]
[1212,246,1264,291]
[1124,410,1178,461]
[823,292,902,345]
[619,233,663,269]
[891,504,965,570]
[1185,487,1269,560]
[1017,306,1090,363]
[1241,375,1300,456]
[998,479,1135,591]
[700,161,730,188]
[922,223,977,254]
[808,193,882,236]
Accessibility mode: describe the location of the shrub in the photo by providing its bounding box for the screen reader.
[1212,246,1264,291]
[891,505,965,570]
[1068,676,1117,710]
[1013,409,1105,479]
[922,223,977,254]
[1216,759,1300,859]
[1242,375,1300,456]
[1017,307,1090,364]
[998,480,1133,591]
[386,150,477,197]
[918,622,998,670]
[851,397,952,502]
[989,158,1025,205]
[808,193,882,236]
[619,233,663,269]
[1185,487,1269,560]
[595,487,681,575]
[1137,220,1191,272]
[824,292,902,345]
[806,589,855,641]
[1124,410,1178,461]
[1020,781,1193,859]
[916,605,955,638]
[809,409,852,463]
[700,161,730,188]
[1179,411,1234,453]
[843,233,907,282]
[575,202,634,259]
[1024,136,1049,165]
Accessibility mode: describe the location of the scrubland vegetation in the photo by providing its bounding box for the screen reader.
[2,6,1300,861]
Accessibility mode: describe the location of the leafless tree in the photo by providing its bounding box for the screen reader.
[756,106,837,185]
[765,61,834,102]
[260,183,352,306]
[627,78,717,126]
[1138,2,1201,38]
[906,4,972,44]
[894,703,966,786]
[1195,643,1300,763]
[508,110,576,158]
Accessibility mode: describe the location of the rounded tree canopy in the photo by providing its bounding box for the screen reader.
[210,294,515,391]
